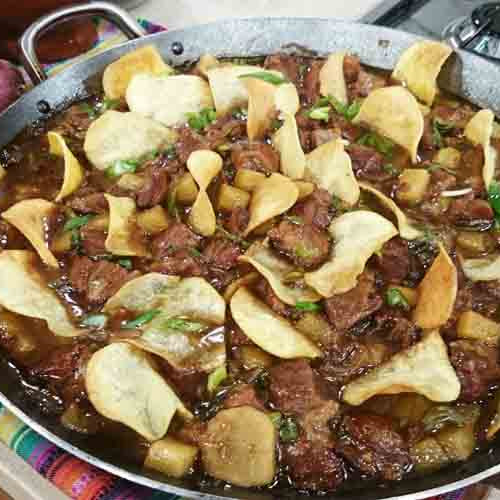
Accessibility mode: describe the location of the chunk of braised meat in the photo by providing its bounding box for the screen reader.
[30,343,94,404]
[461,146,485,195]
[202,238,241,270]
[231,142,280,174]
[310,128,337,148]
[268,220,330,269]
[376,237,410,284]
[283,436,345,491]
[152,249,204,277]
[224,206,249,235]
[229,324,252,347]
[69,256,136,305]
[161,362,206,406]
[343,55,361,83]
[255,278,291,318]
[175,420,207,446]
[348,70,387,100]
[0,220,25,249]
[372,308,420,350]
[55,104,94,144]
[432,104,475,129]
[300,399,340,444]
[302,60,322,104]
[447,197,494,230]
[336,414,411,480]
[269,359,324,415]
[477,280,500,301]
[135,165,168,208]
[205,114,247,146]
[347,144,392,182]
[426,168,457,199]
[291,188,333,230]
[264,54,300,85]
[449,340,500,402]
[223,384,266,411]
[80,227,107,256]
[324,270,383,331]
[67,192,108,214]
[152,222,201,260]
[176,127,208,164]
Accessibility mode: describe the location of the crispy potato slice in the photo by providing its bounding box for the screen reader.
[84,111,176,170]
[462,254,500,281]
[0,251,82,337]
[305,138,359,205]
[295,180,315,199]
[223,272,260,302]
[144,437,198,478]
[126,74,214,127]
[413,244,457,329]
[206,64,261,115]
[201,406,276,487]
[359,182,422,239]
[2,199,59,268]
[319,52,348,105]
[239,241,321,305]
[86,343,190,441]
[305,211,397,297]
[105,273,226,372]
[352,86,424,163]
[392,41,453,106]
[230,287,321,359]
[196,54,219,77]
[187,150,223,236]
[244,173,299,236]
[272,112,306,179]
[103,45,171,99]
[343,331,460,405]
[464,109,496,189]
[47,131,84,202]
[457,310,500,345]
[104,194,148,257]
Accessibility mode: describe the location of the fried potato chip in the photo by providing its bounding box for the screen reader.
[2,199,59,268]
[239,241,321,305]
[84,111,176,170]
[0,251,82,337]
[230,287,322,359]
[244,173,299,236]
[305,211,397,297]
[196,54,219,77]
[223,271,260,302]
[104,194,148,257]
[352,86,424,163]
[359,182,422,240]
[413,244,457,329]
[272,112,306,180]
[242,77,300,140]
[126,74,214,127]
[464,109,496,189]
[319,52,348,105]
[103,45,171,99]
[206,64,261,116]
[305,138,360,205]
[343,330,461,405]
[47,131,84,202]
[86,343,189,441]
[392,41,453,106]
[105,273,226,372]
[187,150,223,236]
[462,254,500,281]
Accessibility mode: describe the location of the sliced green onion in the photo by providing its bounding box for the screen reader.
[294,243,319,259]
[307,106,330,121]
[357,132,394,157]
[238,71,289,85]
[279,417,298,442]
[167,191,179,219]
[186,107,217,131]
[162,317,205,332]
[70,229,82,249]
[268,411,283,428]
[79,102,97,119]
[488,181,500,217]
[189,248,202,258]
[101,97,120,112]
[328,95,361,121]
[215,224,250,249]
[106,159,139,178]
[382,163,399,176]
[121,309,161,329]
[295,301,322,312]
[81,313,108,329]
[386,288,410,311]
[422,405,479,433]
[117,258,133,270]
[285,215,303,225]
[231,108,248,120]
[64,214,94,232]
[207,365,228,393]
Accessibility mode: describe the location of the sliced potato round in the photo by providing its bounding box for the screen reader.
[2,199,59,268]
[392,41,453,106]
[126,74,214,127]
[319,52,348,105]
[352,86,424,163]
[201,406,277,487]
[47,131,84,202]
[103,45,171,99]
[86,343,190,441]
[230,287,321,359]
[144,436,198,478]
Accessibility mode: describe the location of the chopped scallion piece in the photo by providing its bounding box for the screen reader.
[81,313,108,329]
[79,102,97,119]
[64,214,94,232]
[279,417,298,442]
[117,258,133,270]
[121,310,161,329]
[231,108,248,120]
[207,365,228,393]
[307,106,330,122]
[189,248,202,258]
[106,159,139,178]
[357,132,394,157]
[386,288,410,311]
[328,95,361,121]
[238,71,289,85]
[295,301,322,312]
[186,107,217,131]
[162,317,205,332]
[268,412,283,428]
[215,224,250,248]
[101,97,120,112]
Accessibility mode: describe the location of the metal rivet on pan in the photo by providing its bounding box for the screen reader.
[37,100,51,114]
[171,42,184,55]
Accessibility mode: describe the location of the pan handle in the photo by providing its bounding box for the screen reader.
[18,1,145,85]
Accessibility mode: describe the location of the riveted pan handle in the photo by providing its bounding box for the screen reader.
[18,1,145,85]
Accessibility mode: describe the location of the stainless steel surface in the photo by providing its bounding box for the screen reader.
[18,1,145,84]
[3,6,500,499]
